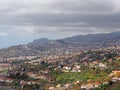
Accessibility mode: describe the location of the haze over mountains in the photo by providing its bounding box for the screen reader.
[0,31,120,58]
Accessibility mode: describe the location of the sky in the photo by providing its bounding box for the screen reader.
[0,0,120,48]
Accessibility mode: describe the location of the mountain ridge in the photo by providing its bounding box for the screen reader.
[0,31,120,58]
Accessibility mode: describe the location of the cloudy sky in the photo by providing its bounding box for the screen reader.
[0,0,120,48]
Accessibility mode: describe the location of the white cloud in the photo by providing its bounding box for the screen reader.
[0,32,8,36]
[0,0,120,38]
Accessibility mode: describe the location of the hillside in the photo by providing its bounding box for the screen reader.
[0,31,120,58]
[63,31,120,43]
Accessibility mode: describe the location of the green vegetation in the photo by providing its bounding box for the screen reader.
[113,87,120,90]
[56,69,108,84]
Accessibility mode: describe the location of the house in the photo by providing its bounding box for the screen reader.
[103,82,109,85]
[111,77,120,82]
[63,66,71,70]
[63,66,71,72]
[64,83,71,88]
[27,72,36,77]
[49,86,55,90]
[20,80,38,85]
[109,71,120,77]
[81,84,87,90]
[116,56,120,60]
[71,65,81,72]
[81,82,101,90]
[98,63,107,69]
[0,76,13,83]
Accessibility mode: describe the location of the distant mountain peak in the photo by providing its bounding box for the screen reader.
[28,38,51,46]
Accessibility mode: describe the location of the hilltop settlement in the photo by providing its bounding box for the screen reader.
[0,46,119,90]
[0,32,120,90]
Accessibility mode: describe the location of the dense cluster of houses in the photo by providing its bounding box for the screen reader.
[48,70,120,90]
[0,46,119,89]
[27,72,47,80]
[0,63,12,71]
[109,71,120,83]
[0,76,13,83]
[81,81,101,90]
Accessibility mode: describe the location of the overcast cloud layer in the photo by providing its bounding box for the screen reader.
[0,0,120,48]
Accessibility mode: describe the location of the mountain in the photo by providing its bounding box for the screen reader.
[63,31,120,44]
[0,31,120,58]
[0,39,69,58]
[28,38,51,46]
